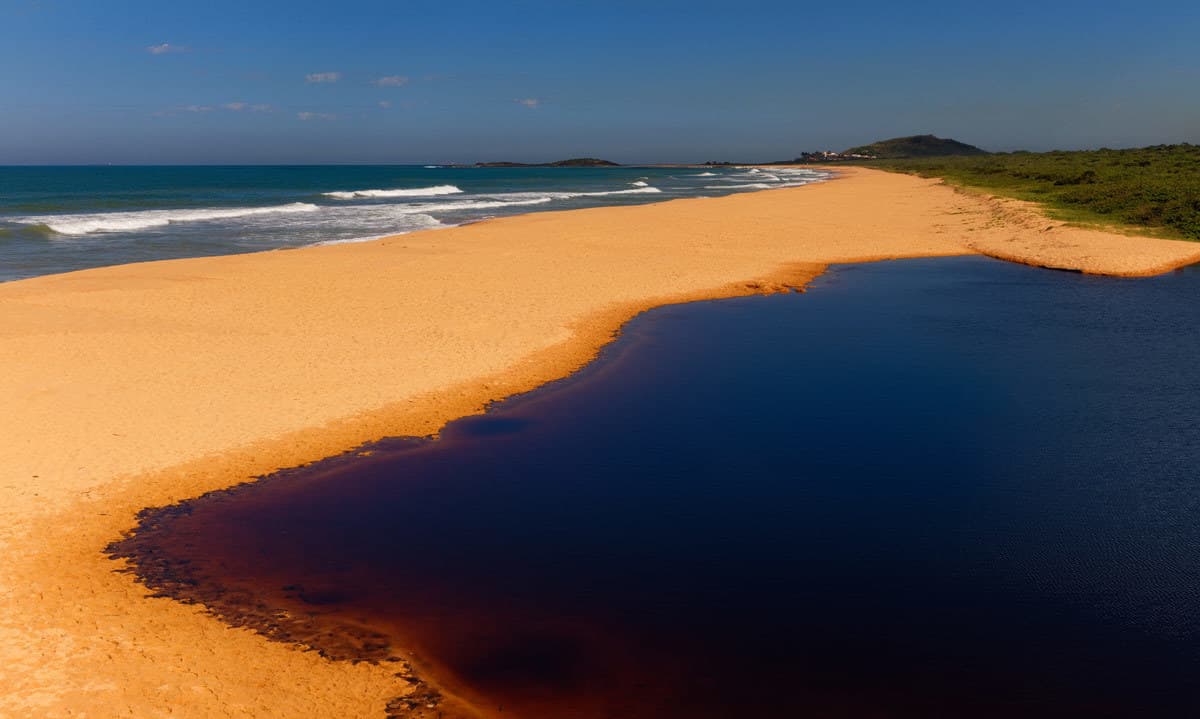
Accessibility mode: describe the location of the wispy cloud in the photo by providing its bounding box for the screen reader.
[378,100,393,109]
[305,72,341,84]
[514,98,541,109]
[151,104,210,117]
[147,42,188,55]
[298,111,336,121]
[155,102,272,117]
[222,102,273,113]
[373,75,409,87]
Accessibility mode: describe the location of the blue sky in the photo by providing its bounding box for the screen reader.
[2,0,1198,163]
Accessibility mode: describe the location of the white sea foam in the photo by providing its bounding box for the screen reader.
[302,184,661,245]
[772,169,825,179]
[695,172,718,176]
[396,197,556,214]
[323,184,463,199]
[313,234,393,246]
[631,180,649,187]
[324,187,664,225]
[311,214,448,245]
[705,183,774,190]
[565,186,662,198]
[29,202,321,236]
[468,186,662,203]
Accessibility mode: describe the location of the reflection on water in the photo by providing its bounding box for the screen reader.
[115,257,1200,717]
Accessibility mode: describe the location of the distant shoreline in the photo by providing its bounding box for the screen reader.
[3,168,1199,717]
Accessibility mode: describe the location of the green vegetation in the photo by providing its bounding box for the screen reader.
[858,144,1200,240]
[844,134,988,159]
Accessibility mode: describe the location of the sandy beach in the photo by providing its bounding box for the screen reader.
[2,166,1198,718]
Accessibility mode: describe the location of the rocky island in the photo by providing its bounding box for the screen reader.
[473,158,620,167]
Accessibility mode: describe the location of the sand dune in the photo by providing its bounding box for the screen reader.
[1,167,1196,717]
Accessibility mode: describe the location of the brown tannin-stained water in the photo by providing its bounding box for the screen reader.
[111,257,1200,718]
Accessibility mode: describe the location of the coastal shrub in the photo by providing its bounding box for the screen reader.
[860,144,1200,240]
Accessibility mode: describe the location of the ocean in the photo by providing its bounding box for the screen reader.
[0,165,828,282]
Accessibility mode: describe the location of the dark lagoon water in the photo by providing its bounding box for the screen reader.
[113,256,1200,718]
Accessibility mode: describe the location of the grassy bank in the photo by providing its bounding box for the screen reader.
[856,144,1200,240]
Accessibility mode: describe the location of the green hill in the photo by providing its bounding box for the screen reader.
[844,135,988,159]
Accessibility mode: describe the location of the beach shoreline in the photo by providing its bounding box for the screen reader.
[2,167,1198,718]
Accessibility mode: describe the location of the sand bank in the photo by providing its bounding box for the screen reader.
[1,167,1197,718]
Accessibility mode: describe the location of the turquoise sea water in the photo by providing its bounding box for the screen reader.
[0,165,827,282]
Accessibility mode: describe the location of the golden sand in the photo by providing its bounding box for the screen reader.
[1,167,1197,718]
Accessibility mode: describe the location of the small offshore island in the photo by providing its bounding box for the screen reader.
[472,158,621,167]
[470,158,619,168]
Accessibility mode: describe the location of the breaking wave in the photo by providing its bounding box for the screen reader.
[311,214,448,246]
[323,185,463,199]
[397,197,556,213]
[567,186,661,198]
[25,203,321,236]
[704,183,774,190]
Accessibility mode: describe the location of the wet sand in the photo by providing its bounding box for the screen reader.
[2,167,1198,717]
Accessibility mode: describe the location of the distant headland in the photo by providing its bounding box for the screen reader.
[843,134,988,159]
[739,134,989,165]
